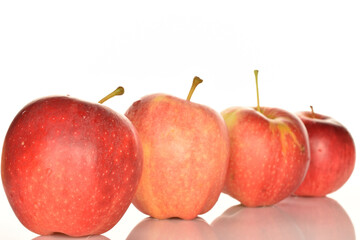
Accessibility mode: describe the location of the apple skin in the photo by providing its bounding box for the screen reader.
[294,111,356,196]
[127,217,217,240]
[125,94,230,219]
[221,107,310,207]
[1,96,143,236]
[278,196,355,240]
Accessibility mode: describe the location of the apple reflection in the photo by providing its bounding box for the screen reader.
[127,217,217,240]
[211,204,304,240]
[212,196,355,240]
[33,233,110,240]
[278,196,355,240]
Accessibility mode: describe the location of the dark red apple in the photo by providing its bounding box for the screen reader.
[294,107,356,196]
[1,87,143,236]
[125,77,230,219]
[221,70,310,207]
[127,217,217,240]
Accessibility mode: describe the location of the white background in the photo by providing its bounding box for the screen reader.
[0,0,359,239]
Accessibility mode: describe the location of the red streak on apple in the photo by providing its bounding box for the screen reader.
[1,96,142,236]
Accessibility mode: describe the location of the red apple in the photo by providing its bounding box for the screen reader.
[211,204,304,240]
[127,217,217,240]
[125,77,230,219]
[1,87,143,236]
[294,107,356,196]
[221,70,310,207]
[278,196,355,240]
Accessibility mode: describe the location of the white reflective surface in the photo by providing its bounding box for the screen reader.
[2,193,357,239]
[33,234,110,240]
[127,217,217,240]
[212,196,355,240]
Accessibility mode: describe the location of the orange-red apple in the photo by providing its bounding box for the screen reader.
[125,77,230,219]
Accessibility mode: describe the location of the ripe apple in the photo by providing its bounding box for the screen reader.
[221,70,310,207]
[1,87,143,236]
[125,77,230,219]
[294,107,356,196]
[211,204,304,240]
[278,196,355,240]
[127,217,217,240]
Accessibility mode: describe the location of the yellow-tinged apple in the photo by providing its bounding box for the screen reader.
[125,77,230,219]
[221,70,310,207]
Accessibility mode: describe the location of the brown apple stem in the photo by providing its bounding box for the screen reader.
[186,76,203,101]
[254,70,261,112]
[98,87,125,104]
[310,105,315,118]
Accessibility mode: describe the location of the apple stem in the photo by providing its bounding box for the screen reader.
[98,87,125,104]
[186,76,203,101]
[254,70,261,112]
[310,105,315,118]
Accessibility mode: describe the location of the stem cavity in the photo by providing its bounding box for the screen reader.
[310,105,315,118]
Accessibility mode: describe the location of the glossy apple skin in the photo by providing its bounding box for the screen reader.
[1,96,143,236]
[125,94,230,219]
[294,112,355,196]
[221,107,310,207]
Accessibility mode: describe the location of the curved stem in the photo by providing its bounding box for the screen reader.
[186,76,203,101]
[310,105,315,118]
[254,70,261,112]
[98,87,125,104]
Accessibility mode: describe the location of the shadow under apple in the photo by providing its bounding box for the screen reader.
[211,204,304,240]
[277,196,355,240]
[33,233,109,240]
[127,217,217,240]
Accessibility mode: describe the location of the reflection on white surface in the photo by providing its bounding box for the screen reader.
[278,196,356,240]
[211,203,304,240]
[33,233,110,240]
[127,217,217,240]
[211,196,355,240]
